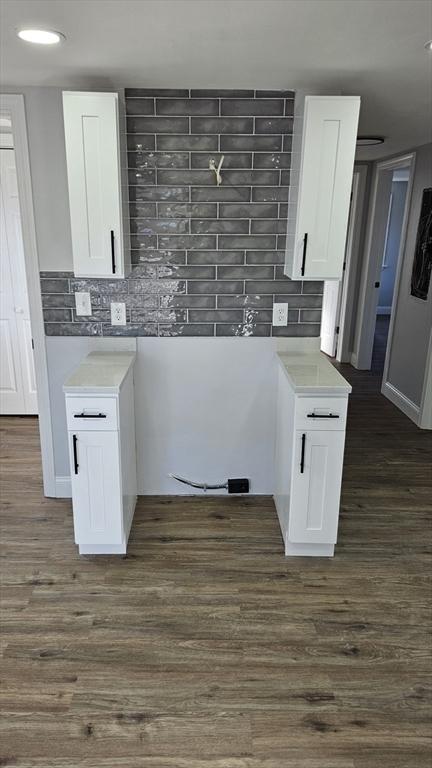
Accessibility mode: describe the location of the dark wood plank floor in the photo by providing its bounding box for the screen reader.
[1,358,431,767]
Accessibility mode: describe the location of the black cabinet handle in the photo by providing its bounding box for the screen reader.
[73,413,107,419]
[72,434,79,475]
[306,413,340,419]
[301,233,308,276]
[111,230,116,274]
[300,433,306,474]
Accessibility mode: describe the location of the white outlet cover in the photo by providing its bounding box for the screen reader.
[75,291,91,316]
[272,302,288,326]
[110,301,126,326]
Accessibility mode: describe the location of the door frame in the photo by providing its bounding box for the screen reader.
[352,152,415,370]
[320,164,369,361]
[0,94,56,496]
[336,164,368,363]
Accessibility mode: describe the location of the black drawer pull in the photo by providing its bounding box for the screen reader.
[73,412,107,419]
[306,413,340,419]
[301,233,308,276]
[111,230,116,274]
[72,434,79,475]
[300,433,306,474]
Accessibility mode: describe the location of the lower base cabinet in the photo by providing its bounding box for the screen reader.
[64,352,137,555]
[69,430,124,549]
[274,361,350,557]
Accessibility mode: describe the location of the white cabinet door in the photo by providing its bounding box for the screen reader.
[288,96,360,281]
[63,92,124,278]
[69,430,123,545]
[290,429,345,544]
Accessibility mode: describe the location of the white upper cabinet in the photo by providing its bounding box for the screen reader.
[63,91,129,278]
[285,95,360,281]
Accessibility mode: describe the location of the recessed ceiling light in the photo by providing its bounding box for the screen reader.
[425,40,432,51]
[356,136,385,147]
[17,28,65,45]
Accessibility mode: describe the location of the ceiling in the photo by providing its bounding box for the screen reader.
[1,0,431,159]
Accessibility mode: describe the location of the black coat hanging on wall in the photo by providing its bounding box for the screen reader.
[411,187,432,300]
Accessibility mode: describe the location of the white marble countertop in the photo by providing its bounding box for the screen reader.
[63,352,136,394]
[277,352,352,395]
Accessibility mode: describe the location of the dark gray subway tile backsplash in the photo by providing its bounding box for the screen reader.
[156,98,219,116]
[42,88,322,337]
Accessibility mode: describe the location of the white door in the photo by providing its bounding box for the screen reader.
[290,430,345,544]
[69,430,122,545]
[295,96,360,280]
[320,279,342,357]
[62,92,124,278]
[0,148,37,414]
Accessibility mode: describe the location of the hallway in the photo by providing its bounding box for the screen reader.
[371,315,391,374]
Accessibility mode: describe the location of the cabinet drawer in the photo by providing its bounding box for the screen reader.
[295,396,347,431]
[65,396,118,431]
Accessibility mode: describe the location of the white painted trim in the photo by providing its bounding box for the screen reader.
[55,476,72,498]
[0,94,56,496]
[78,542,127,555]
[285,541,335,557]
[381,156,415,390]
[419,330,432,430]
[353,153,415,371]
[381,381,420,425]
[381,191,393,268]
[376,306,392,315]
[336,164,368,363]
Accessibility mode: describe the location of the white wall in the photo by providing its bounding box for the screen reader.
[46,336,319,495]
[1,86,73,271]
[134,338,277,494]
[386,143,432,408]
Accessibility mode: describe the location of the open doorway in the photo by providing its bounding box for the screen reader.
[320,164,369,362]
[352,153,415,379]
[371,167,409,374]
[0,124,38,414]
[0,94,56,496]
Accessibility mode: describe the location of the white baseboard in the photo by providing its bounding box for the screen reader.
[52,482,269,499]
[285,541,334,557]
[382,381,420,425]
[377,306,392,315]
[54,476,72,498]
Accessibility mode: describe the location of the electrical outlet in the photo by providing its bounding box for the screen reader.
[75,292,91,316]
[272,302,288,326]
[110,302,126,326]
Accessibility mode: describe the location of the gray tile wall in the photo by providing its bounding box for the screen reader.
[41,88,323,337]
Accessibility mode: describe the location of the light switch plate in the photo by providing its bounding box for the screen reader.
[75,292,91,316]
[272,302,288,326]
[111,302,126,326]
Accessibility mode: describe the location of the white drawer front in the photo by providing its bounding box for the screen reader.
[65,396,118,431]
[295,396,348,431]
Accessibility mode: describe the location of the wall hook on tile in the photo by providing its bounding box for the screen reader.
[209,155,224,186]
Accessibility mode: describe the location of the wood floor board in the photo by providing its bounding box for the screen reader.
[1,348,431,766]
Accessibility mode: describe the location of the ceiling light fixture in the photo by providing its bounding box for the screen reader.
[17,28,65,45]
[356,136,385,147]
[425,40,432,51]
